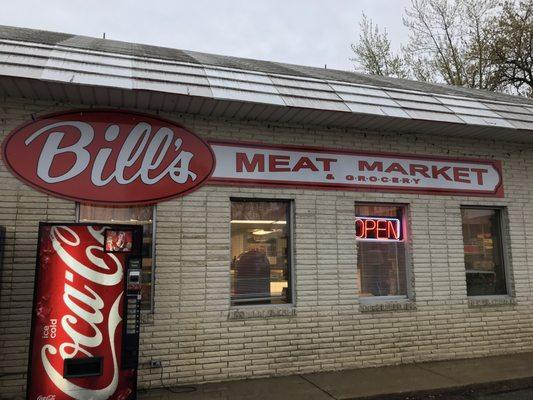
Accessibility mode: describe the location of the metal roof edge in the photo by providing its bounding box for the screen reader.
[1,37,531,111]
[0,35,533,136]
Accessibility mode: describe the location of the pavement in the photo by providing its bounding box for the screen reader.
[138,352,533,400]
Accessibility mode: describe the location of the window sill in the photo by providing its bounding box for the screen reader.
[359,298,416,313]
[468,296,516,308]
[228,305,296,320]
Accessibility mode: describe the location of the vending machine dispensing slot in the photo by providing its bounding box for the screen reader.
[63,357,103,378]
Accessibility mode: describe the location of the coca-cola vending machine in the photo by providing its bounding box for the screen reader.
[27,223,144,400]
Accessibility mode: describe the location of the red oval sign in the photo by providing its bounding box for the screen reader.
[2,110,215,205]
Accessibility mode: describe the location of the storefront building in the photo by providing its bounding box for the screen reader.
[1,26,533,399]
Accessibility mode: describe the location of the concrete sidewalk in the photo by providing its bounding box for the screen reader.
[138,352,533,400]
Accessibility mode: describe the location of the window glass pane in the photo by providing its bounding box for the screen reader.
[355,204,408,297]
[461,208,507,296]
[231,200,291,306]
[79,205,154,309]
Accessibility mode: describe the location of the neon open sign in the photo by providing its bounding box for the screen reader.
[355,217,401,241]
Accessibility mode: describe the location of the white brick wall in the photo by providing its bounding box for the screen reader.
[1,97,533,398]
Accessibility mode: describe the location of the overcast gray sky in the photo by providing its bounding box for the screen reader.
[0,0,411,71]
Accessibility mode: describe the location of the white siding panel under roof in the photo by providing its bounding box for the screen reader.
[280,96,351,112]
[209,86,285,105]
[444,106,502,118]
[204,67,272,84]
[0,28,533,140]
[334,92,399,107]
[49,48,133,69]
[380,106,412,119]
[458,114,515,129]
[385,90,443,104]
[506,120,533,130]
[133,60,207,77]
[496,111,533,122]
[44,58,132,80]
[41,68,134,90]
[133,80,214,98]
[436,96,488,110]
[394,100,452,113]
[0,41,52,61]
[0,63,43,81]
[344,102,387,116]
[269,75,334,91]
[206,77,278,94]
[328,82,390,98]
[274,84,342,101]
[132,68,210,87]
[404,109,465,124]
[485,102,531,114]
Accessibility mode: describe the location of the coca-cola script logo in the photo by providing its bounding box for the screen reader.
[2,110,215,204]
[28,225,133,400]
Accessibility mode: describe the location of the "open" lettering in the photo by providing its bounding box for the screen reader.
[355,217,401,241]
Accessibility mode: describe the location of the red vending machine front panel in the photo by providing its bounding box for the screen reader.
[27,223,142,400]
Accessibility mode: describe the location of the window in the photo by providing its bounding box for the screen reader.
[461,207,507,296]
[230,199,292,306]
[78,204,155,310]
[355,203,408,298]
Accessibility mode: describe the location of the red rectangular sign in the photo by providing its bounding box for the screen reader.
[208,141,504,197]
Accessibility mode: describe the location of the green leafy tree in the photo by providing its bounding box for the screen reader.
[350,0,533,97]
[488,1,533,97]
[350,13,409,79]
[463,0,502,90]
[402,0,499,87]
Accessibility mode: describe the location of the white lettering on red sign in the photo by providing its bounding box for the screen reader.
[209,142,503,196]
[25,121,197,186]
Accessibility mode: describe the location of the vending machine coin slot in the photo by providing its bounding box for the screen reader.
[127,269,141,291]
